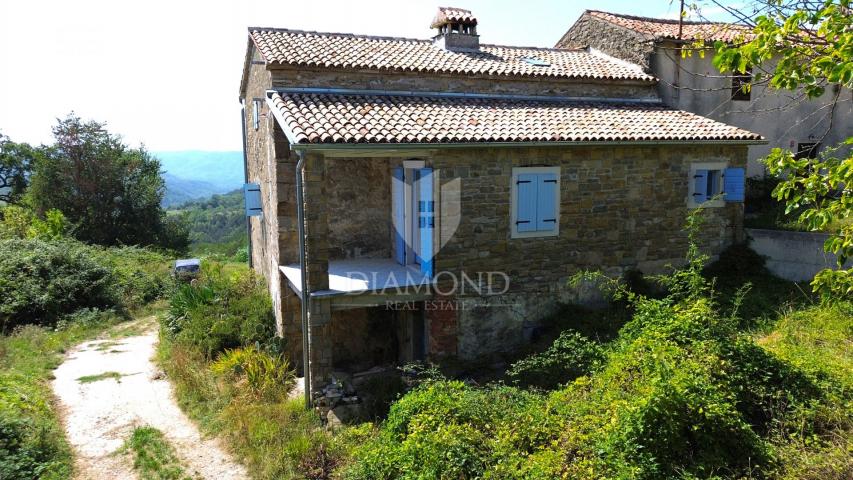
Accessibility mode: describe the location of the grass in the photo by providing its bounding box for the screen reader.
[757,301,853,480]
[157,335,352,480]
[92,340,122,351]
[0,311,129,479]
[758,301,853,390]
[0,303,168,480]
[76,371,125,383]
[124,426,195,480]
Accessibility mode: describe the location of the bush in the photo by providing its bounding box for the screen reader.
[0,206,67,241]
[345,381,560,480]
[211,346,295,400]
[0,239,115,330]
[158,334,348,480]
[344,211,851,479]
[0,417,66,480]
[506,330,604,390]
[166,264,277,357]
[92,246,171,308]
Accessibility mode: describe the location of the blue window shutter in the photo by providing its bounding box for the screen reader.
[536,173,558,231]
[723,167,745,202]
[693,169,709,204]
[418,168,434,278]
[516,173,537,232]
[392,167,406,265]
[243,183,262,217]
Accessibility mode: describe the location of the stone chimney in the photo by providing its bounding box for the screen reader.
[431,7,479,51]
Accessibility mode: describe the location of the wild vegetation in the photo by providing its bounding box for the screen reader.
[713,0,852,297]
[1,122,177,478]
[167,189,247,259]
[123,426,194,480]
[341,214,850,479]
[158,264,354,479]
[155,208,851,480]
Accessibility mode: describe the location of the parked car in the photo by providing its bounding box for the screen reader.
[173,259,201,281]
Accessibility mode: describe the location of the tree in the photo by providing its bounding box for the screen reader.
[713,0,852,298]
[0,133,38,205]
[29,113,187,250]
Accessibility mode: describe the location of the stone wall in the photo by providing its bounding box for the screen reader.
[269,66,657,100]
[425,144,746,359]
[555,15,654,70]
[325,158,392,260]
[746,228,853,282]
[330,308,400,373]
[243,47,286,328]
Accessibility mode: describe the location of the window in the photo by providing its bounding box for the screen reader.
[687,163,746,207]
[731,68,752,101]
[392,161,434,277]
[252,99,261,130]
[511,167,560,238]
[795,142,820,160]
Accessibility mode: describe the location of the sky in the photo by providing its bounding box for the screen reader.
[0,0,739,151]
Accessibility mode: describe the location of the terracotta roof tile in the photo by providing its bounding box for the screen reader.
[587,10,752,43]
[249,28,655,82]
[431,7,478,28]
[268,92,762,145]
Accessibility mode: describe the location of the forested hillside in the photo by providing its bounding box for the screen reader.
[169,189,246,257]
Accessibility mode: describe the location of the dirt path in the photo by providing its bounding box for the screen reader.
[51,315,248,480]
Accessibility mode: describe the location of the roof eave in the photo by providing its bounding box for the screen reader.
[263,62,656,85]
[288,139,767,152]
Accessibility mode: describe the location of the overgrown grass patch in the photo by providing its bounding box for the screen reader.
[343,228,851,478]
[76,371,125,384]
[0,311,130,480]
[158,335,354,480]
[159,262,357,479]
[124,426,195,480]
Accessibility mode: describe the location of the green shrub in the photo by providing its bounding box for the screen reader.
[92,246,171,308]
[506,330,604,390]
[211,346,295,400]
[344,211,849,479]
[0,206,68,241]
[0,239,115,330]
[345,381,561,479]
[158,335,348,480]
[166,264,276,357]
[0,416,67,480]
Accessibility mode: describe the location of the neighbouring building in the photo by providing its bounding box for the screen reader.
[238,7,763,396]
[556,10,852,177]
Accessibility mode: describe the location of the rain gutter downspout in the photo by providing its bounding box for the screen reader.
[295,150,311,409]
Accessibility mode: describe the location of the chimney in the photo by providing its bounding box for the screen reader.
[431,7,479,51]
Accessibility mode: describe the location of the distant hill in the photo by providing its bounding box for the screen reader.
[162,174,222,207]
[153,150,244,207]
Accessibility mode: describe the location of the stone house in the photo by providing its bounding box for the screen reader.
[238,7,763,396]
[556,10,852,177]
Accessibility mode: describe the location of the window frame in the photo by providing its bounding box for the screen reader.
[510,166,561,239]
[252,98,262,130]
[795,142,820,160]
[687,161,727,208]
[731,68,752,101]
